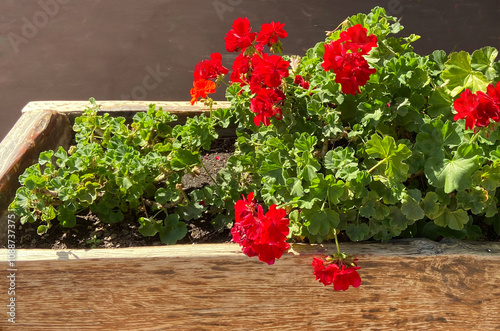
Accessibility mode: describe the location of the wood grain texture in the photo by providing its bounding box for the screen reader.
[21,100,231,116]
[1,239,499,330]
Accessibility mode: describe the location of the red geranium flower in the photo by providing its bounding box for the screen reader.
[338,24,378,55]
[453,88,500,131]
[190,78,216,105]
[256,21,287,47]
[312,257,338,286]
[231,194,290,265]
[294,75,310,89]
[194,52,229,80]
[312,255,361,291]
[481,82,500,122]
[322,40,376,95]
[333,264,362,291]
[230,53,252,85]
[322,24,377,95]
[250,53,290,93]
[225,17,257,52]
[234,192,258,223]
[250,87,285,126]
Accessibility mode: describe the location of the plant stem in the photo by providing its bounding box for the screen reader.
[368,158,386,173]
[333,228,341,256]
[199,156,219,188]
[469,130,481,144]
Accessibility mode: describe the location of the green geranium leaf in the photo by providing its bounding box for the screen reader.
[465,224,483,241]
[138,217,161,237]
[294,133,317,153]
[155,187,179,204]
[324,147,358,173]
[117,176,133,190]
[429,49,447,71]
[171,149,200,170]
[41,205,56,222]
[37,225,49,235]
[490,146,500,161]
[415,119,461,158]
[346,223,370,242]
[289,178,305,198]
[175,203,204,221]
[425,144,481,193]
[38,150,54,165]
[365,134,412,181]
[457,188,488,215]
[433,208,469,230]
[58,207,76,228]
[159,214,187,244]
[401,190,425,221]
[300,163,320,182]
[261,151,287,186]
[472,163,500,192]
[428,87,453,118]
[471,46,498,80]
[442,51,489,96]
[420,191,442,219]
[308,174,344,204]
[106,210,124,224]
[302,208,340,236]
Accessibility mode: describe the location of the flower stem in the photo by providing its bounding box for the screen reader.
[333,228,341,256]
[469,130,481,144]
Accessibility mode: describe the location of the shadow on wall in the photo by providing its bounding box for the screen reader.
[0,0,499,140]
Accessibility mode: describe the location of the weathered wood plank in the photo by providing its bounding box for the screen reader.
[1,240,499,330]
[21,100,232,123]
[22,100,231,114]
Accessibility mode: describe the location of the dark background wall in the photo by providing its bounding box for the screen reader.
[0,0,499,140]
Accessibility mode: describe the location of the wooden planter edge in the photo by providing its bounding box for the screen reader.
[2,240,500,330]
[3,238,500,262]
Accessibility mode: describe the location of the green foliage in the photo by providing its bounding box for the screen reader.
[218,6,499,243]
[9,7,500,245]
[9,98,225,244]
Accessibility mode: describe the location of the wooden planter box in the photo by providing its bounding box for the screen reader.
[1,101,499,330]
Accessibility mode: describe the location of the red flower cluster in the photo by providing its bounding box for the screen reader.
[225,18,290,126]
[250,88,285,126]
[312,255,361,291]
[256,21,287,53]
[190,53,228,105]
[453,83,500,131]
[225,17,257,53]
[194,52,229,80]
[190,18,290,125]
[231,192,290,265]
[322,24,377,95]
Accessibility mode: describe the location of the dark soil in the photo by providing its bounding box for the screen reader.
[16,138,236,249]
